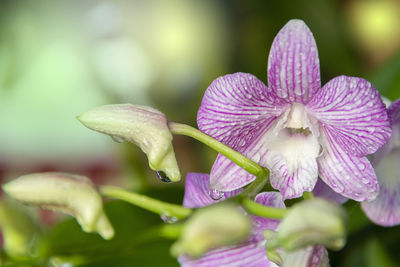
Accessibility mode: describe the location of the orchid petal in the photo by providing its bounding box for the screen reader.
[197,72,288,148]
[370,99,400,165]
[361,101,400,226]
[282,245,329,267]
[317,131,379,201]
[313,179,348,204]
[306,76,391,157]
[268,19,320,104]
[252,192,285,241]
[362,149,400,226]
[178,242,274,267]
[389,99,400,124]
[183,173,240,209]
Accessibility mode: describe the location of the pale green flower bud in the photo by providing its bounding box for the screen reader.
[171,203,251,257]
[276,198,347,251]
[0,199,41,258]
[77,104,181,182]
[2,172,114,240]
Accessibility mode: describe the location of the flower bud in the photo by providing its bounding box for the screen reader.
[171,203,251,257]
[2,172,114,240]
[276,198,347,251]
[77,104,181,182]
[0,199,42,258]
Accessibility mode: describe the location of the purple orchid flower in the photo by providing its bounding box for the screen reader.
[197,19,391,200]
[179,173,329,267]
[362,99,400,226]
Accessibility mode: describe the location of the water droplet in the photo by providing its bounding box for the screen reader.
[156,171,171,183]
[357,162,365,170]
[111,135,125,143]
[209,189,224,200]
[160,214,178,223]
[361,178,370,184]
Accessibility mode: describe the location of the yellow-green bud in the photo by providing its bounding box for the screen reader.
[77,104,181,182]
[276,198,347,251]
[0,199,41,258]
[2,172,114,240]
[171,203,251,257]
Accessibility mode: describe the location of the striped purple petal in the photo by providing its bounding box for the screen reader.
[317,130,379,201]
[313,179,348,204]
[389,99,400,124]
[178,242,274,267]
[267,19,320,104]
[183,173,241,209]
[361,149,400,226]
[251,192,285,241]
[282,245,329,267]
[196,72,289,192]
[306,75,391,157]
[197,72,288,149]
[361,100,400,226]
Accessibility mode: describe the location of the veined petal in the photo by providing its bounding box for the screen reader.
[209,120,279,191]
[183,173,240,209]
[268,19,321,104]
[282,245,329,267]
[318,130,379,201]
[178,242,274,267]
[362,149,400,226]
[313,179,348,204]
[389,99,400,124]
[252,192,285,241]
[306,75,391,157]
[197,72,288,149]
[370,99,400,165]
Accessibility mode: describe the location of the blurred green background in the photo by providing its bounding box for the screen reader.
[0,0,400,266]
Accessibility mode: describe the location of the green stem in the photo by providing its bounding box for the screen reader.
[241,198,287,219]
[100,186,192,219]
[241,170,270,197]
[302,191,315,200]
[168,122,264,176]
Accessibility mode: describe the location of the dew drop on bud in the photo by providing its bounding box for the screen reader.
[156,171,171,183]
[160,214,178,224]
[111,135,125,143]
[209,189,224,200]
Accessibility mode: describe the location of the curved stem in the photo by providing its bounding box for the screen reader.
[100,186,192,219]
[302,191,315,200]
[241,198,287,219]
[168,122,265,176]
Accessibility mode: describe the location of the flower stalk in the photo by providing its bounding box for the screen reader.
[100,186,192,219]
[241,198,287,219]
[168,122,264,176]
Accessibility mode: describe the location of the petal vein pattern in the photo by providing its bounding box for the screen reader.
[268,19,320,103]
[306,76,391,157]
[318,130,379,201]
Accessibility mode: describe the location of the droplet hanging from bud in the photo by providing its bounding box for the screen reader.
[111,135,125,143]
[156,171,171,183]
[160,214,178,224]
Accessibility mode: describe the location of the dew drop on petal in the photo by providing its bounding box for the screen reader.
[209,189,224,200]
[160,214,178,224]
[156,171,171,183]
[111,135,125,143]
[361,178,370,184]
[357,162,366,170]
